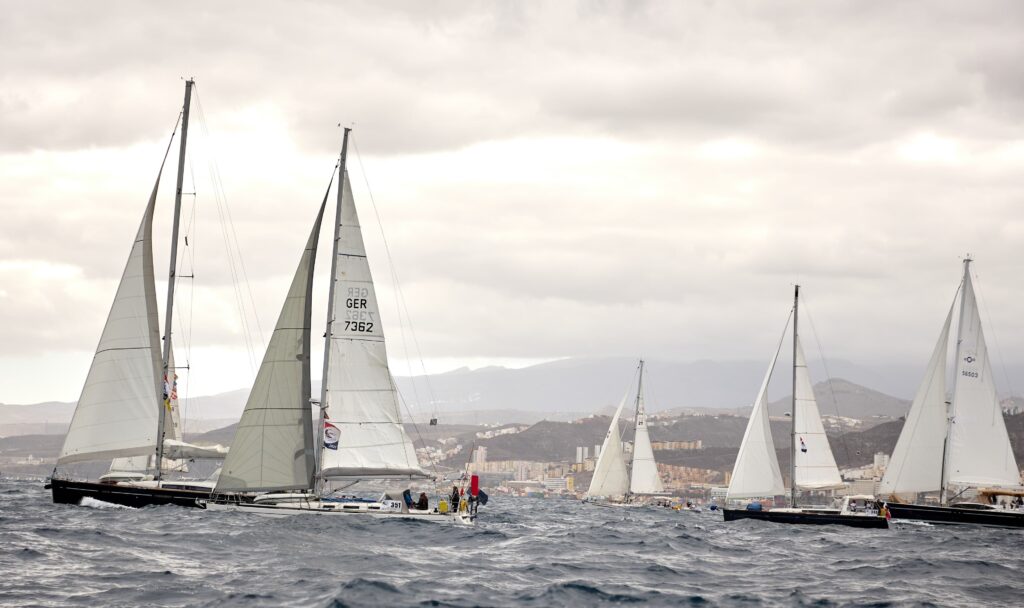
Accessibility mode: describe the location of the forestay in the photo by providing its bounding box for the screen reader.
[215,201,325,493]
[58,177,164,465]
[946,272,1021,487]
[727,337,786,499]
[320,175,425,479]
[587,397,630,498]
[792,338,843,490]
[629,390,664,495]
[879,304,953,497]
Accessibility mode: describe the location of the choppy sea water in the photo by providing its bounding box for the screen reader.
[1,479,1022,607]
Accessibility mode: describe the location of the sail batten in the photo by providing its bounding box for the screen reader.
[215,200,326,494]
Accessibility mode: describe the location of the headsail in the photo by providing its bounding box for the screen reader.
[58,179,164,465]
[727,336,786,499]
[586,397,630,498]
[629,382,664,495]
[879,303,953,497]
[792,338,843,490]
[946,269,1020,488]
[319,174,425,479]
[215,201,326,493]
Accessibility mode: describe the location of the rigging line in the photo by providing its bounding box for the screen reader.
[392,381,444,484]
[799,293,854,468]
[191,88,263,372]
[971,269,1017,401]
[351,135,439,418]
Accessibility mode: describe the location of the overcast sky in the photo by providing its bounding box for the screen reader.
[3,1,1024,404]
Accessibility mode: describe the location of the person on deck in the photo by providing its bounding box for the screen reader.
[450,486,460,511]
[416,492,429,510]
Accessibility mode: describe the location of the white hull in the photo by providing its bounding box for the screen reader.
[201,499,475,525]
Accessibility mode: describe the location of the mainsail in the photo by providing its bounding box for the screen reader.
[946,269,1020,488]
[878,304,953,497]
[319,174,425,479]
[58,179,164,465]
[215,201,326,493]
[629,387,664,495]
[586,397,629,498]
[727,336,786,499]
[792,338,843,490]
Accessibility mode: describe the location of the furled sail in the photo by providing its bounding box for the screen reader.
[946,271,1021,488]
[215,201,326,493]
[879,304,953,497]
[629,389,664,495]
[727,340,786,499]
[792,338,843,490]
[58,179,164,465]
[586,397,630,498]
[319,174,425,479]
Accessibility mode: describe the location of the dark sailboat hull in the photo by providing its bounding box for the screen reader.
[46,478,210,509]
[722,508,888,528]
[886,503,1024,528]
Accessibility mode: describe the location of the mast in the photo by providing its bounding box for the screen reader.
[315,127,351,495]
[940,256,972,505]
[155,78,193,481]
[790,284,799,508]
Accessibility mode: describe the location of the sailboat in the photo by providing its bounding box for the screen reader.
[585,360,668,507]
[722,286,888,528]
[200,129,475,524]
[46,80,229,509]
[881,258,1024,527]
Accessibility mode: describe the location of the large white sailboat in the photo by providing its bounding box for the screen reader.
[585,360,668,506]
[47,80,229,509]
[722,286,887,528]
[881,258,1024,527]
[202,129,474,524]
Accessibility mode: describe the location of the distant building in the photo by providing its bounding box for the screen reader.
[594,444,601,459]
[575,446,583,463]
[473,446,488,465]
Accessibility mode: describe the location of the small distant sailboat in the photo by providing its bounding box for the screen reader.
[722,286,888,528]
[881,257,1024,527]
[46,80,229,509]
[201,129,475,524]
[585,360,668,506]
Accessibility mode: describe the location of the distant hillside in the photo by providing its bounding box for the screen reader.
[768,378,910,419]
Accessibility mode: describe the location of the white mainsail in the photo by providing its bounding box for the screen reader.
[586,397,629,498]
[792,338,843,490]
[58,181,164,465]
[878,304,953,497]
[629,387,664,495]
[946,269,1020,488]
[727,341,786,499]
[319,174,425,479]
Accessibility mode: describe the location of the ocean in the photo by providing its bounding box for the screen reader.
[1,478,1021,607]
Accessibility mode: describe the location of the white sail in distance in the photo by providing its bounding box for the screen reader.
[727,324,787,500]
[215,201,326,493]
[946,268,1020,488]
[879,303,954,497]
[792,338,843,490]
[629,376,664,495]
[319,174,425,479]
[586,396,630,498]
[58,179,164,465]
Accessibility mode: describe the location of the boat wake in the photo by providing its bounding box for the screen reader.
[80,497,135,510]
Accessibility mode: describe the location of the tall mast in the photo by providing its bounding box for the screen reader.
[155,78,193,481]
[940,256,972,505]
[790,284,799,508]
[627,359,644,498]
[315,127,351,494]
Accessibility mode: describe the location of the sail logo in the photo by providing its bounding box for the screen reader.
[964,356,975,363]
[324,420,340,450]
[799,437,807,453]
